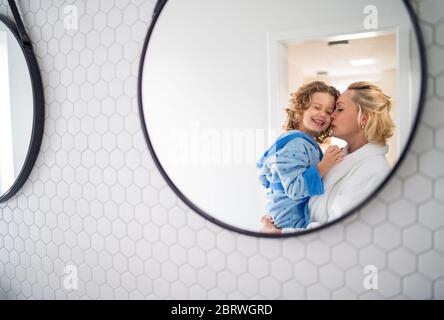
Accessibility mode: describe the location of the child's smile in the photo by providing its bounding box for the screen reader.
[311,117,326,129]
[300,92,335,136]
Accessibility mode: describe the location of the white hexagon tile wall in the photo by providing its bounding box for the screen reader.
[0,0,443,300]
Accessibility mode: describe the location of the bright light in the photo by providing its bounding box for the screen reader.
[349,58,376,66]
[330,137,347,148]
[0,31,16,193]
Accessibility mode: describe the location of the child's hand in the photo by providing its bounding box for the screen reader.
[260,216,281,234]
[317,145,343,177]
[261,215,274,224]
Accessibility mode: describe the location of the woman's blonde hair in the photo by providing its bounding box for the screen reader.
[283,81,340,143]
[347,81,395,145]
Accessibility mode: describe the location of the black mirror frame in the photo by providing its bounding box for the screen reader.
[138,0,428,238]
[0,2,44,203]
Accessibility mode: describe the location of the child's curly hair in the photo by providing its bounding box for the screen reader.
[283,81,340,143]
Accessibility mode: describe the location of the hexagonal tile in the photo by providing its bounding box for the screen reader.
[259,277,280,299]
[377,270,401,298]
[216,232,236,254]
[418,200,444,228]
[378,177,402,202]
[411,124,434,153]
[403,225,433,253]
[421,97,444,128]
[205,250,224,273]
[258,239,282,260]
[404,175,433,204]
[319,264,344,290]
[307,283,330,299]
[161,261,178,283]
[374,222,402,250]
[270,258,293,282]
[159,224,177,246]
[331,243,357,269]
[237,274,259,297]
[177,227,195,249]
[434,278,444,299]
[188,247,206,269]
[346,221,372,248]
[403,274,432,299]
[220,252,245,276]
[437,75,444,100]
[360,199,387,226]
[236,237,260,257]
[419,0,444,23]
[196,229,215,251]
[293,261,317,286]
[344,266,369,295]
[428,46,444,77]
[418,251,444,280]
[247,255,269,279]
[419,150,444,178]
[216,270,236,293]
[332,287,356,300]
[435,228,444,255]
[282,281,305,299]
[388,199,417,228]
[388,248,416,276]
[319,223,345,246]
[306,241,331,265]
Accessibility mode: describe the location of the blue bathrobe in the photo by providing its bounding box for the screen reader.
[257,130,324,229]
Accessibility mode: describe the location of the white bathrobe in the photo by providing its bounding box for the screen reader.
[309,142,390,223]
[282,143,390,232]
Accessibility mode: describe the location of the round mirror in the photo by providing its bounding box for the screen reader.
[139,0,426,236]
[0,15,44,202]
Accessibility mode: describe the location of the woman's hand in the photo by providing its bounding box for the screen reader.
[317,145,343,177]
[260,215,282,234]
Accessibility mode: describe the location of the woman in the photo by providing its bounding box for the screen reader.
[261,81,395,234]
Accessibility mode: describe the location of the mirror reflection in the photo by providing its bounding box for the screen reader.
[0,19,34,197]
[140,0,423,234]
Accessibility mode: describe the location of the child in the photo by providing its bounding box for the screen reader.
[257,81,343,232]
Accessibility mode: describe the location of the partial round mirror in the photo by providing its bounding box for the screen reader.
[139,0,426,236]
[0,15,44,202]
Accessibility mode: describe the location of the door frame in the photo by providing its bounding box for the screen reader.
[266,16,414,160]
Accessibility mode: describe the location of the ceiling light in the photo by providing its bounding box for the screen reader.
[349,58,376,66]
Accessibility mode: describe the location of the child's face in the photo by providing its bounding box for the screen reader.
[300,92,335,136]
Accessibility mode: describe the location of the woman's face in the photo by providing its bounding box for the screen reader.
[331,90,363,140]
